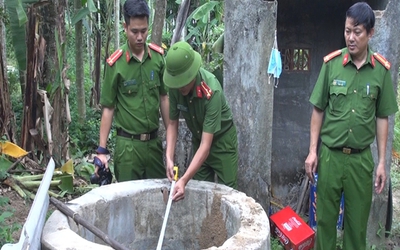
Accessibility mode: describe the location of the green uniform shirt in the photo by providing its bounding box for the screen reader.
[310,47,398,149]
[169,68,233,140]
[100,41,167,134]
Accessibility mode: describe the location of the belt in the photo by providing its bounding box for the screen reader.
[332,147,365,155]
[117,129,158,141]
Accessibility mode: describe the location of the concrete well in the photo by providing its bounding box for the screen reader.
[41,179,270,250]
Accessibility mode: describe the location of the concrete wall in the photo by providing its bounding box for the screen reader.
[367,0,400,245]
[224,0,276,211]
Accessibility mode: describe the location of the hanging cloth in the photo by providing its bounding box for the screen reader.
[267,30,282,88]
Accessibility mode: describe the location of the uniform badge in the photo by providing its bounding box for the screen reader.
[323,49,342,63]
[332,79,346,87]
[107,49,123,66]
[342,54,349,66]
[177,104,188,112]
[200,81,213,100]
[196,86,203,98]
[124,79,137,86]
[373,52,391,70]
[149,43,164,55]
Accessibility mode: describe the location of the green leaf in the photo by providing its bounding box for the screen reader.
[15,1,27,26]
[0,211,14,221]
[192,1,219,21]
[75,163,95,182]
[86,0,97,13]
[71,7,90,26]
[82,17,92,36]
[0,197,10,206]
[5,0,27,70]
[54,175,74,194]
[58,190,68,197]
[0,156,12,171]
[5,0,40,71]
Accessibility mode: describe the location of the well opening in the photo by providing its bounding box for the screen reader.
[42,179,270,250]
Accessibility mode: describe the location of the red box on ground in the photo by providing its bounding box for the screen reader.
[270,206,315,250]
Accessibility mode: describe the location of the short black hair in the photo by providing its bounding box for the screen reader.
[123,0,150,24]
[346,2,375,34]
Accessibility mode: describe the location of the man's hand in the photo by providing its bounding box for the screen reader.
[375,163,386,194]
[305,151,318,184]
[172,178,186,201]
[166,158,175,181]
[94,154,109,177]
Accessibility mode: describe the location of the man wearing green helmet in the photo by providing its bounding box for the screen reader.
[164,41,238,201]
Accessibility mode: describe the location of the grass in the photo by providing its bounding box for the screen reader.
[270,236,284,250]
[0,196,21,246]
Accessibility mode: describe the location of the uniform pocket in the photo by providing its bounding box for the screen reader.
[148,79,160,90]
[361,85,378,117]
[122,80,139,96]
[328,85,348,115]
[115,136,134,164]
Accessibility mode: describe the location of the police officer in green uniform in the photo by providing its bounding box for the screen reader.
[305,2,398,249]
[95,0,169,182]
[163,41,238,201]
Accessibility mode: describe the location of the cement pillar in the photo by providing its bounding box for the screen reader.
[224,0,277,211]
[368,0,400,246]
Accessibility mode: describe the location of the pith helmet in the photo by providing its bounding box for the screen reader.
[163,41,202,89]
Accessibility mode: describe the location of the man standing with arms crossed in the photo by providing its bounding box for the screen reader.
[305,2,398,249]
[95,0,169,182]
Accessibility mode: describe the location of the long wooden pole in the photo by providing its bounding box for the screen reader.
[50,197,128,250]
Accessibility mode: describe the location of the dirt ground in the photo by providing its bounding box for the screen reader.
[1,186,33,241]
[2,183,400,249]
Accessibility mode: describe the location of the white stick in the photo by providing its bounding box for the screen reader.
[156,181,176,250]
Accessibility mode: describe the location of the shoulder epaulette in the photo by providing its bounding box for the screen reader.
[107,49,123,66]
[149,43,164,55]
[323,50,342,63]
[200,81,213,100]
[373,53,391,70]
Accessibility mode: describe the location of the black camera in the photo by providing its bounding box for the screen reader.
[90,156,112,186]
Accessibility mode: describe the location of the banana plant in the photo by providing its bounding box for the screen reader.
[184,0,224,71]
[71,0,97,26]
[0,151,76,199]
[5,0,39,72]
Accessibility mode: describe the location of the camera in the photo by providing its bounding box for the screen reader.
[90,156,112,186]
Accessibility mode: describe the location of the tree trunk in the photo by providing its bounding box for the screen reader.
[40,0,70,165]
[104,1,112,61]
[20,7,38,153]
[88,17,92,86]
[171,0,190,45]
[93,0,102,107]
[92,1,102,107]
[114,0,120,49]
[151,0,166,46]
[95,31,101,106]
[75,0,86,124]
[0,0,16,141]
